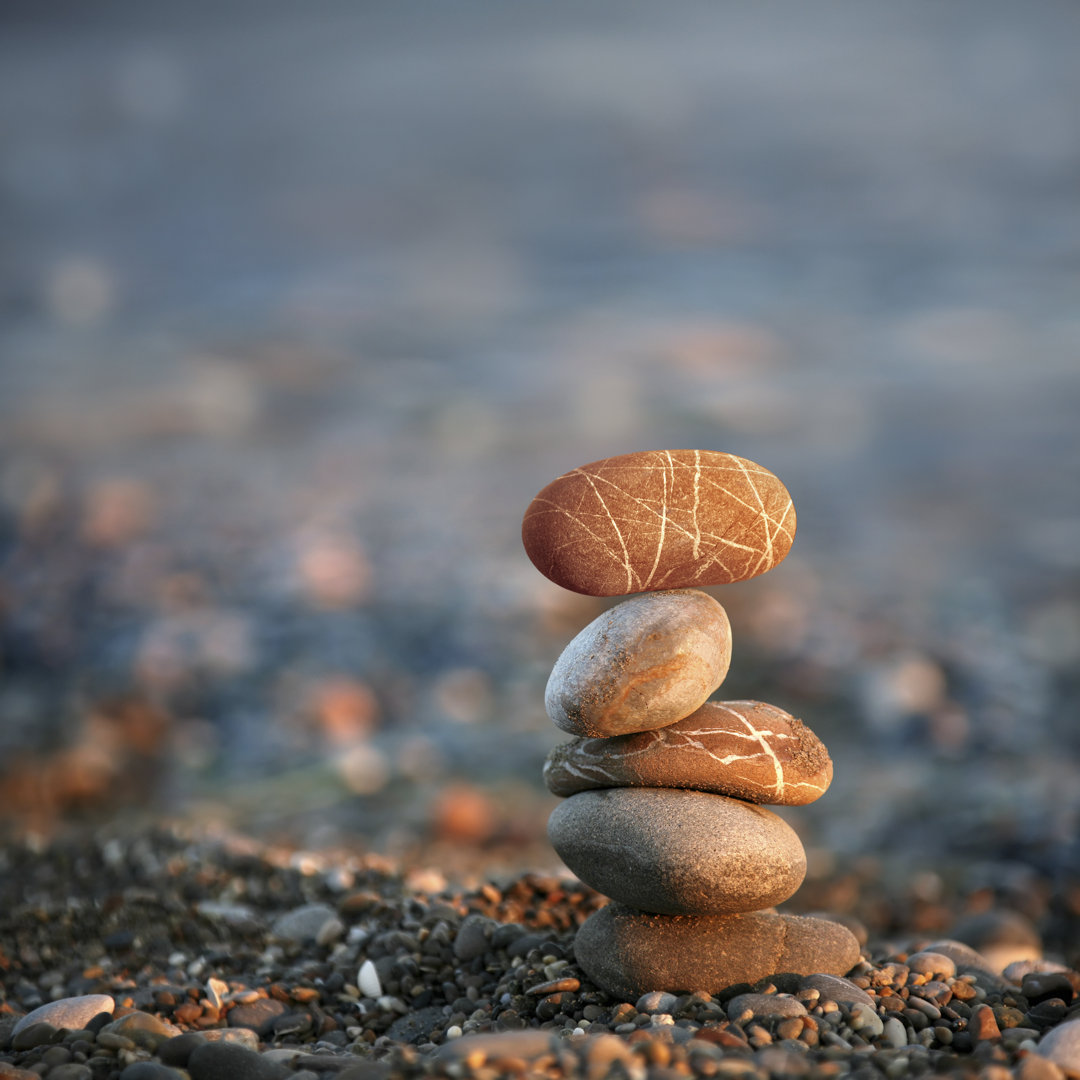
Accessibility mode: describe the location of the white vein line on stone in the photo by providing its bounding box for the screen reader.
[527,498,632,575]
[691,449,702,559]
[575,467,636,592]
[584,462,765,560]
[642,452,670,589]
[695,467,796,543]
[733,453,775,577]
[717,703,785,797]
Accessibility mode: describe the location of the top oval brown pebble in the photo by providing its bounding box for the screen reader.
[522,450,795,596]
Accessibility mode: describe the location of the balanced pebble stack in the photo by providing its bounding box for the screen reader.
[522,449,861,999]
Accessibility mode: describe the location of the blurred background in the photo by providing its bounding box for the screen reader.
[1,2,1079,900]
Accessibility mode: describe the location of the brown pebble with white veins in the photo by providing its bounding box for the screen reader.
[544,699,832,804]
[521,449,795,596]
[545,590,731,737]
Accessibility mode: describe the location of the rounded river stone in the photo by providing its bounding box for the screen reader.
[575,902,862,999]
[545,699,832,802]
[13,994,115,1035]
[544,590,731,737]
[522,449,795,596]
[547,787,806,915]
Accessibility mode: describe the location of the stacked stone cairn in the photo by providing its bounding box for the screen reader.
[522,449,861,1000]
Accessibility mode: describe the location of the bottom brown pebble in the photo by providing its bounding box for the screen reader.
[574,903,862,999]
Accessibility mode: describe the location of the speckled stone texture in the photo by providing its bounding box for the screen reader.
[544,590,731,737]
[574,903,862,999]
[522,450,795,596]
[544,699,832,803]
[547,787,806,915]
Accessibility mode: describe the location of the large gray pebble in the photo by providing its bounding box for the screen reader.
[270,903,341,944]
[727,993,807,1021]
[13,994,114,1035]
[188,1041,289,1080]
[159,1032,208,1066]
[801,973,874,1009]
[636,991,679,1014]
[548,787,805,914]
[453,913,495,960]
[1036,1019,1080,1076]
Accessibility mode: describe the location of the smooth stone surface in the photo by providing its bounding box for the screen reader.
[158,1032,208,1067]
[436,1029,555,1061]
[636,991,679,1014]
[548,787,806,915]
[102,1012,182,1044]
[227,998,286,1034]
[197,1028,260,1050]
[906,951,957,979]
[800,973,874,1009]
[270,903,340,945]
[522,449,796,596]
[11,1023,60,1051]
[12,995,115,1036]
[575,904,861,998]
[727,993,807,1020]
[544,590,731,737]
[44,1067,91,1080]
[545,699,832,803]
[187,1041,288,1080]
[119,1065,188,1080]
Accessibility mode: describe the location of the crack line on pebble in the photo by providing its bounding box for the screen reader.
[573,467,636,592]
[716,703,786,797]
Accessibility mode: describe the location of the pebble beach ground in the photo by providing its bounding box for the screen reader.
[3,826,1080,1080]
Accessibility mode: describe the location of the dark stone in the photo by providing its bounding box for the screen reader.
[158,1032,209,1067]
[507,933,558,959]
[44,1066,92,1080]
[1022,972,1077,1005]
[188,1041,288,1080]
[453,914,493,961]
[12,1022,61,1051]
[385,1006,447,1044]
[119,1065,188,1080]
[336,1065,392,1080]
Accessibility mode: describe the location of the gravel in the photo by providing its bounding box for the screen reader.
[1,825,1079,1079]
